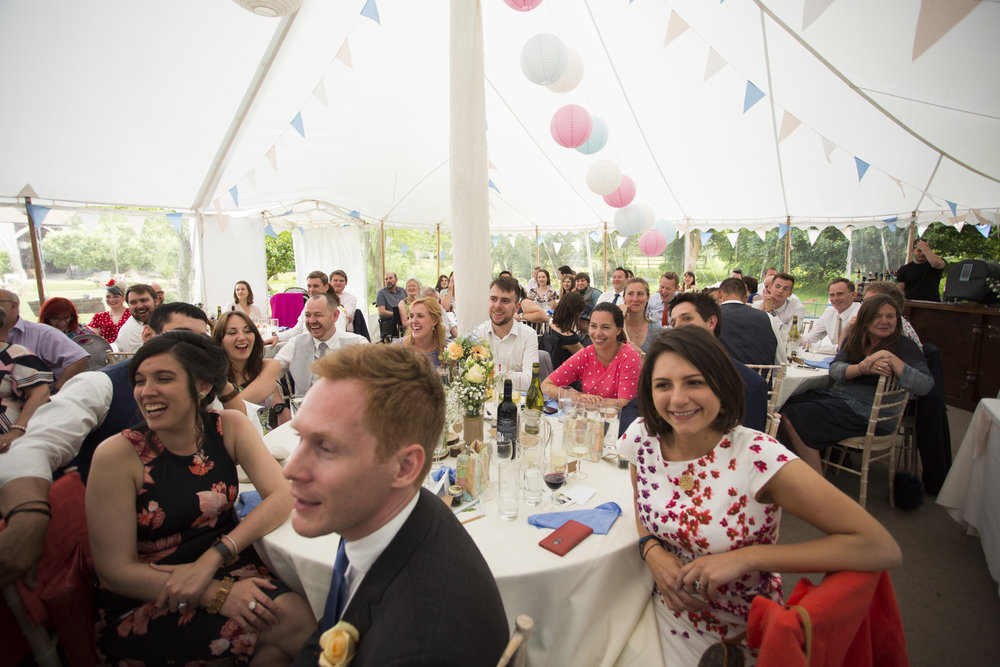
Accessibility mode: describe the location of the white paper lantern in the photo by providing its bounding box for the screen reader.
[547,48,584,93]
[520,34,568,86]
[613,203,654,236]
[232,0,303,17]
[586,160,622,196]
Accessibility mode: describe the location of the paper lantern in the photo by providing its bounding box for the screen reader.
[232,0,303,17]
[521,34,568,86]
[639,229,667,257]
[547,48,583,93]
[586,161,622,196]
[653,219,677,241]
[613,203,654,237]
[603,175,636,208]
[550,104,592,149]
[504,0,543,10]
[576,116,607,155]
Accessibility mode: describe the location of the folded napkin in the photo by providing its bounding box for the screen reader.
[432,466,457,486]
[802,356,834,369]
[236,490,261,519]
[527,501,622,535]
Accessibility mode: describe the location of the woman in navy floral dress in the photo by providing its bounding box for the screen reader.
[619,327,901,664]
[86,331,315,665]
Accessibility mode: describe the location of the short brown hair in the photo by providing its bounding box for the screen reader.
[637,327,744,439]
[863,281,904,310]
[661,271,679,286]
[330,270,347,282]
[307,270,329,285]
[774,272,795,286]
[313,345,445,482]
[828,277,856,293]
[490,275,520,296]
[718,277,747,300]
[126,283,157,302]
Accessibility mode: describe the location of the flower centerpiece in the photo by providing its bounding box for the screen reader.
[444,334,495,443]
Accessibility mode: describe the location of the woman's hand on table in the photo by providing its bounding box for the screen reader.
[645,547,709,613]
[221,578,281,632]
[149,557,219,611]
[678,550,753,601]
[578,393,602,408]
[0,429,23,453]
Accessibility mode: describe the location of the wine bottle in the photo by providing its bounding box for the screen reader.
[787,315,801,358]
[526,362,544,413]
[216,305,222,320]
[497,379,518,457]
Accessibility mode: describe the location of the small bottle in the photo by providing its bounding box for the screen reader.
[525,362,544,414]
[497,379,519,457]
[216,305,222,320]
[787,315,801,358]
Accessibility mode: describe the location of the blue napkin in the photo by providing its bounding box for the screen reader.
[527,501,622,535]
[236,490,261,518]
[802,356,835,369]
[432,466,457,485]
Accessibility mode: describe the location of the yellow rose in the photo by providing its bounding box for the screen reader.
[466,364,485,384]
[446,341,464,361]
[470,344,489,361]
[318,621,359,667]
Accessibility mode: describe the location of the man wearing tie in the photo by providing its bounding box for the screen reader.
[285,345,508,666]
[597,266,629,305]
[647,271,680,327]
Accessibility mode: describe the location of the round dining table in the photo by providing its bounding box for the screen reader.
[248,420,663,666]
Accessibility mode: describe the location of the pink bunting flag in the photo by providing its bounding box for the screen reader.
[336,41,353,69]
[663,10,689,48]
[216,215,230,233]
[913,0,978,61]
[704,48,726,81]
[777,111,800,144]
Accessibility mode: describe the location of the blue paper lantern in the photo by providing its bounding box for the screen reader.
[576,116,608,155]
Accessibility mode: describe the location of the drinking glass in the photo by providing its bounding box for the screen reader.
[568,403,589,480]
[497,458,520,520]
[519,439,544,506]
[558,387,575,423]
[601,401,621,456]
[495,432,514,462]
[544,438,569,509]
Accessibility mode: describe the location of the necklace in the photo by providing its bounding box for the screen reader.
[625,318,646,344]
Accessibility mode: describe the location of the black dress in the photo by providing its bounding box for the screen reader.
[95,411,291,665]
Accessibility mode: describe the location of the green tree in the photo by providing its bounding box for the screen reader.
[42,213,179,276]
[265,231,295,279]
[0,250,11,275]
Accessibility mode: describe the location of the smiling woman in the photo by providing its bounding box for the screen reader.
[212,310,283,408]
[393,296,445,367]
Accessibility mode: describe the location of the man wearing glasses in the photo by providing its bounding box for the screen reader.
[0,289,88,390]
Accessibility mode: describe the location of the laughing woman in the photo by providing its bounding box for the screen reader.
[86,332,315,664]
[621,327,901,664]
[212,311,283,411]
[393,296,446,367]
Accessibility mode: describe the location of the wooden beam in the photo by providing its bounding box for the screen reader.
[23,197,46,302]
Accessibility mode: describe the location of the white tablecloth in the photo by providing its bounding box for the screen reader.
[774,353,831,409]
[251,421,662,666]
[937,399,1000,594]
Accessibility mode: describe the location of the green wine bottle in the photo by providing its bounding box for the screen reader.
[526,362,544,413]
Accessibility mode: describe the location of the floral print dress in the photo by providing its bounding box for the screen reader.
[95,411,290,665]
[618,421,797,664]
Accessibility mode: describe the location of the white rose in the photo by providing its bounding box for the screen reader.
[466,364,485,384]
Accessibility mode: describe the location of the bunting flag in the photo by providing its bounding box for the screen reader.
[976,223,992,238]
[571,240,581,252]
[699,230,713,245]
[166,212,183,233]
[127,216,145,237]
[553,242,562,254]
[616,235,629,249]
[778,223,789,240]
[802,0,835,30]
[385,234,393,245]
[229,185,239,208]
[725,231,739,247]
[488,159,497,170]
[777,111,800,144]
[491,235,500,247]
[247,169,257,192]
[216,215,230,233]
[972,209,990,225]
[754,228,768,242]
[589,231,600,241]
[947,200,958,219]
[488,178,501,193]
[821,136,836,163]
[704,48,726,81]
[663,10,689,48]
[889,176,905,196]
[17,183,38,198]
[883,216,898,223]
[264,223,277,239]
[912,0,978,61]
[80,213,100,233]
[290,112,305,139]
[361,0,380,24]
[854,157,870,182]
[887,221,897,232]
[313,80,328,107]
[349,210,361,219]
[743,81,765,113]
[536,236,544,247]
[266,146,278,171]
[336,40,353,68]
[26,203,50,225]
[918,222,931,237]
[954,221,965,233]
[212,198,222,213]
[807,228,822,246]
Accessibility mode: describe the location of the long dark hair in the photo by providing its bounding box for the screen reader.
[843,294,902,362]
[212,310,264,387]
[591,302,626,343]
[551,291,585,332]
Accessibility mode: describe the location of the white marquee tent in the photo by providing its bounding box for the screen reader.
[1,0,998,320]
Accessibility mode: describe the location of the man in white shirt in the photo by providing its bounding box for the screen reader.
[472,276,539,392]
[274,293,367,398]
[752,272,806,331]
[115,284,159,353]
[527,265,542,290]
[802,277,860,355]
[284,345,508,664]
[647,271,680,327]
[264,270,332,345]
[596,267,629,306]
[329,269,358,333]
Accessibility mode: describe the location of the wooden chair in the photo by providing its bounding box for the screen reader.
[106,351,133,364]
[496,615,533,667]
[822,375,911,509]
[745,364,786,438]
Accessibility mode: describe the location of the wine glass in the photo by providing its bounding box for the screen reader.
[544,438,568,509]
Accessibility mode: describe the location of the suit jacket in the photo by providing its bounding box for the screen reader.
[293,489,509,667]
[719,302,779,367]
[735,359,768,432]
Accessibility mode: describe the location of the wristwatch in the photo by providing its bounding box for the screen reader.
[270,403,287,416]
[638,535,662,560]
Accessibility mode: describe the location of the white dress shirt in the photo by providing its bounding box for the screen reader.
[647,292,668,325]
[752,293,806,330]
[802,302,860,355]
[115,316,146,353]
[274,328,368,371]
[336,290,358,332]
[596,290,625,306]
[276,308,307,343]
[472,320,539,392]
[342,492,420,610]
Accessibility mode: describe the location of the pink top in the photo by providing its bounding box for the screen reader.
[547,344,642,400]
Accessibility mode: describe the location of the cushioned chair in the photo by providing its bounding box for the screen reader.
[496,615,533,667]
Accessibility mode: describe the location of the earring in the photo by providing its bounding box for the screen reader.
[198,392,207,401]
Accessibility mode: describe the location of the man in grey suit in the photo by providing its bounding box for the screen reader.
[286,345,508,666]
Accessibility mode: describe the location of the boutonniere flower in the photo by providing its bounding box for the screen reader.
[318,621,359,667]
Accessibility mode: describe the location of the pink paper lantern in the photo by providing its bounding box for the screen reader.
[504,0,544,10]
[639,229,667,257]
[550,104,593,149]
[603,175,635,208]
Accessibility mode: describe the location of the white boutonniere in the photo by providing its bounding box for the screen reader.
[318,621,359,667]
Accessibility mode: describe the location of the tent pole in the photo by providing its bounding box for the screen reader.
[603,222,608,290]
[436,223,441,278]
[784,215,791,272]
[535,226,539,269]
[22,197,46,302]
[380,222,386,281]
[906,211,916,263]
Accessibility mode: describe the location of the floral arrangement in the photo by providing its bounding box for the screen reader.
[444,334,494,417]
[318,621,358,667]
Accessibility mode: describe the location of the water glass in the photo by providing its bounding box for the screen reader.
[601,401,621,455]
[519,440,544,506]
[522,408,542,436]
[497,459,520,520]
[558,387,575,422]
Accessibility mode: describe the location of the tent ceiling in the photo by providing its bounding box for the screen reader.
[2,0,998,232]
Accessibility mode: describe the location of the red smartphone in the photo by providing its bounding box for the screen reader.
[538,519,593,556]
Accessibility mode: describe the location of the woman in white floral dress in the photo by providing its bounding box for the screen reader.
[619,326,901,664]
